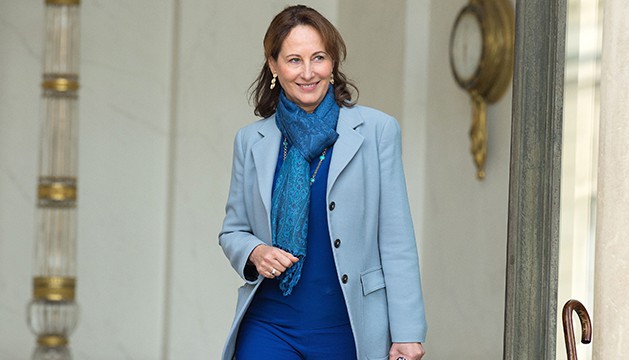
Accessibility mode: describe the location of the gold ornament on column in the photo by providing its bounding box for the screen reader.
[27,1,81,359]
[449,0,515,179]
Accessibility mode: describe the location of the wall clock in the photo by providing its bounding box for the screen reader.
[449,0,515,179]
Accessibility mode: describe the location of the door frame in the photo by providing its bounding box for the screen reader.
[503,0,567,359]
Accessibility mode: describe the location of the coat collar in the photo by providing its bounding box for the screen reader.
[251,106,365,220]
[328,106,364,193]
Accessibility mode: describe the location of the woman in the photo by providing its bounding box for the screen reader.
[219,5,427,360]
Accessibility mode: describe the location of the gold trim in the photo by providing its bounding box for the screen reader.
[37,177,77,207]
[449,0,514,102]
[38,183,77,202]
[45,0,80,5]
[42,77,79,92]
[449,0,514,179]
[33,276,76,301]
[37,335,69,347]
[470,93,488,179]
[476,0,515,103]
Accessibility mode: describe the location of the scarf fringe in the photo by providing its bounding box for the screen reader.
[279,258,304,296]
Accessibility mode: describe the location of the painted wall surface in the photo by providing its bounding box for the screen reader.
[338,1,406,120]
[405,1,512,358]
[0,1,511,359]
[0,3,43,359]
[593,0,629,357]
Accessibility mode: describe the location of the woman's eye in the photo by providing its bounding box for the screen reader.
[288,58,300,64]
[314,55,326,61]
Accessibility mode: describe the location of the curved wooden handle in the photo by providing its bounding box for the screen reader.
[562,299,592,360]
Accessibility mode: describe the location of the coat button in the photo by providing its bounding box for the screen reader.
[329,201,336,211]
[341,274,348,283]
[334,239,341,248]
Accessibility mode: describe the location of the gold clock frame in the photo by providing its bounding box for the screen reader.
[449,0,515,179]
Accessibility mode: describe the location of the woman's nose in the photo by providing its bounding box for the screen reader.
[301,62,314,80]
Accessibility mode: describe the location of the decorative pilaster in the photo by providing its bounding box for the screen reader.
[27,1,81,359]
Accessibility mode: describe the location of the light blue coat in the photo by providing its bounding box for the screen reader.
[219,105,427,360]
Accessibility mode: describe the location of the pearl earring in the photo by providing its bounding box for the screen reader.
[270,74,277,90]
[330,74,334,85]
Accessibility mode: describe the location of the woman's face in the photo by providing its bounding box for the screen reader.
[269,25,334,113]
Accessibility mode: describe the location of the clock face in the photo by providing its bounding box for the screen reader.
[450,11,484,83]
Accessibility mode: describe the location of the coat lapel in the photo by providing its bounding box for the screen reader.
[252,116,281,223]
[251,108,363,224]
[328,107,364,193]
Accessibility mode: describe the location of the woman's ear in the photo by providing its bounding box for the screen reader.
[267,58,277,75]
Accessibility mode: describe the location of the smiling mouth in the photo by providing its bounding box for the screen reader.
[298,81,319,89]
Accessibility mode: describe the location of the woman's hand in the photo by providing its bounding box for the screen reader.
[389,342,425,360]
[248,244,299,279]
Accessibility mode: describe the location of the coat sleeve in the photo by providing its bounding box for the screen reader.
[377,116,428,343]
[219,129,265,283]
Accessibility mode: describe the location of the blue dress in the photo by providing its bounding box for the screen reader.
[235,141,357,359]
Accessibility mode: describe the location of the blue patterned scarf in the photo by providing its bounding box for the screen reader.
[271,85,339,296]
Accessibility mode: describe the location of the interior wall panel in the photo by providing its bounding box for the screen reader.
[0,3,43,357]
[419,1,513,358]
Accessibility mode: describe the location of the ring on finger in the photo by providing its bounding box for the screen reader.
[271,268,277,276]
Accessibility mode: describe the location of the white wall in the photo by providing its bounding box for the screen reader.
[403,1,512,359]
[593,0,629,357]
[0,1,511,359]
[75,1,175,358]
[0,3,42,358]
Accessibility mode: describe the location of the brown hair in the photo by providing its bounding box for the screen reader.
[249,5,358,118]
